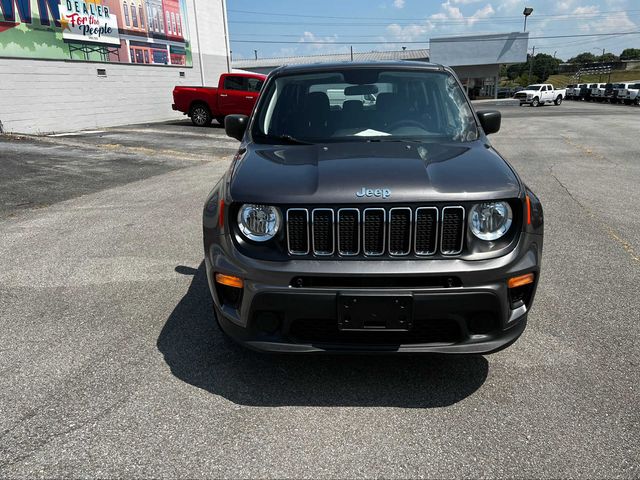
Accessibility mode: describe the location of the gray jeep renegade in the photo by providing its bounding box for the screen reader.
[203,62,543,353]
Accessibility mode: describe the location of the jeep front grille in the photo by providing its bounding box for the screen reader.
[286,206,465,257]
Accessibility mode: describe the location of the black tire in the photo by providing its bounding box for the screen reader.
[554,95,563,106]
[635,98,639,106]
[531,97,540,107]
[215,116,226,126]
[189,103,212,127]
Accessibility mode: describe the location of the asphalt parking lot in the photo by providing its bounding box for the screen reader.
[0,101,638,477]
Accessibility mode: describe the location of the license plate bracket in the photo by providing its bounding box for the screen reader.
[338,294,413,331]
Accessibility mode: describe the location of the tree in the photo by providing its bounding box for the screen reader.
[531,53,561,81]
[620,48,640,60]
[596,53,619,63]
[568,52,597,64]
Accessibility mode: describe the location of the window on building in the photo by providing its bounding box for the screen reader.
[129,47,135,62]
[143,50,149,64]
[123,1,130,26]
[171,12,176,35]
[131,4,138,27]
[135,49,144,64]
[165,10,171,33]
[159,10,164,32]
[152,8,158,31]
[139,6,145,28]
[176,13,182,35]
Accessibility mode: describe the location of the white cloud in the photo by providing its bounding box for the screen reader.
[393,0,405,8]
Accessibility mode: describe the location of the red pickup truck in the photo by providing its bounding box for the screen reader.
[172,72,266,127]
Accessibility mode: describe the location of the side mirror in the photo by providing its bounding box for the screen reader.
[225,114,249,141]
[476,110,501,135]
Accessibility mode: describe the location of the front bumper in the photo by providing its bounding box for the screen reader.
[204,232,542,354]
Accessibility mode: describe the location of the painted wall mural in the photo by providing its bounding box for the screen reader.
[0,0,192,65]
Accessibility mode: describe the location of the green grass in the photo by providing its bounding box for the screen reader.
[546,70,640,87]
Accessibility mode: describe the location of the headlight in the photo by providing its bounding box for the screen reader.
[469,202,513,241]
[237,204,281,242]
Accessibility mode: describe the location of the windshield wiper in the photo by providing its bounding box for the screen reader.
[273,134,313,145]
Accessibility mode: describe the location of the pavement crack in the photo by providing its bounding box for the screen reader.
[548,162,639,264]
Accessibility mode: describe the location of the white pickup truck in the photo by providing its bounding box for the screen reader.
[614,82,640,105]
[514,84,566,107]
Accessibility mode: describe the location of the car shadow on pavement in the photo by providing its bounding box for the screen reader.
[157,262,488,408]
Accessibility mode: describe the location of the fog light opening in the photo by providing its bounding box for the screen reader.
[214,273,243,309]
[508,273,535,309]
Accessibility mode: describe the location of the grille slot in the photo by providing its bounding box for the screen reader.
[363,208,386,255]
[285,205,466,257]
[286,209,309,255]
[337,209,360,255]
[441,206,465,255]
[311,209,334,255]
[414,207,438,255]
[388,208,412,255]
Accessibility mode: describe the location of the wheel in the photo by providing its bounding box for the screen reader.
[215,116,226,126]
[189,103,212,127]
[554,95,563,106]
[624,100,631,106]
[635,98,639,106]
[531,97,540,107]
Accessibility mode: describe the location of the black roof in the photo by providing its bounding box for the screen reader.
[270,60,446,77]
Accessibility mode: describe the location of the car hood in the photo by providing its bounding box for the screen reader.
[516,89,538,95]
[229,140,521,204]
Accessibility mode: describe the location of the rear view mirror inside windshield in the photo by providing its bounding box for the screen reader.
[344,84,379,96]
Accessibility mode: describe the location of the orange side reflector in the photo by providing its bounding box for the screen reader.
[508,273,535,289]
[215,273,243,289]
[525,195,532,225]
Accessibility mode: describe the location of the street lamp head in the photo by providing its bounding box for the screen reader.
[523,7,533,16]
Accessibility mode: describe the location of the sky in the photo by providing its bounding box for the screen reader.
[226,0,640,62]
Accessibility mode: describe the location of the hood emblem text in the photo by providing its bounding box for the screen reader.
[356,187,391,199]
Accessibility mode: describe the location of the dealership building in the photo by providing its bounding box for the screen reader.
[0,0,231,133]
[234,32,529,100]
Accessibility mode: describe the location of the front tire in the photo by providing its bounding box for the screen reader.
[531,97,540,107]
[554,95,563,105]
[190,103,212,127]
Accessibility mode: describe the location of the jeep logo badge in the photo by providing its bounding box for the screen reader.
[356,187,391,199]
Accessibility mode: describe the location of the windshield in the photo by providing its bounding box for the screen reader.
[253,69,479,144]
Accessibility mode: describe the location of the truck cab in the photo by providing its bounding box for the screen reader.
[172,72,266,126]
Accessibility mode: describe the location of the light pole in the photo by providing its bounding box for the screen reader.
[528,45,536,84]
[592,47,605,58]
[523,7,533,32]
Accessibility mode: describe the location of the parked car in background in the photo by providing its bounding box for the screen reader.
[172,72,267,126]
[590,83,607,102]
[602,83,616,103]
[565,84,576,100]
[514,84,565,106]
[619,82,640,105]
[612,82,640,104]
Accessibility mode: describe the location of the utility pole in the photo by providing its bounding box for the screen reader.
[350,45,353,61]
[528,46,535,83]
[254,50,258,60]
